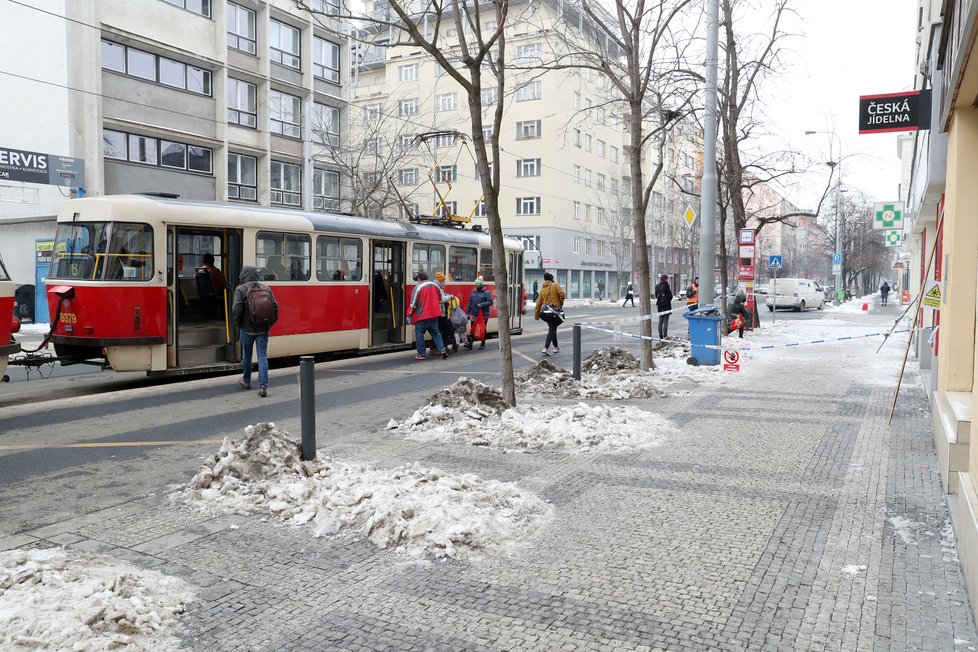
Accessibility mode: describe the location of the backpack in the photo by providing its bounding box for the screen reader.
[246,283,276,325]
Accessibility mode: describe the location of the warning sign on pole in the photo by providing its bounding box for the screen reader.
[923,280,942,309]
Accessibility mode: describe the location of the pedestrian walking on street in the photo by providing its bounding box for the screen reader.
[653,274,673,339]
[532,280,539,301]
[434,272,458,353]
[686,277,699,311]
[535,272,566,356]
[728,292,749,338]
[597,281,605,300]
[408,270,448,360]
[464,278,493,350]
[623,282,635,307]
[232,265,279,397]
[880,281,891,306]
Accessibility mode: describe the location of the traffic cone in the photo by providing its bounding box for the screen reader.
[862,303,869,311]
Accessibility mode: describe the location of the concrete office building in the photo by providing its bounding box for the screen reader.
[0,0,348,288]
[348,0,703,299]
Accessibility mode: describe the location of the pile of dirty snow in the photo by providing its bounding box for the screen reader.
[396,380,677,452]
[0,548,192,651]
[515,351,664,400]
[185,423,550,559]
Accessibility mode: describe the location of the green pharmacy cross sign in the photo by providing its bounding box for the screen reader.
[873,201,904,230]
[885,230,902,247]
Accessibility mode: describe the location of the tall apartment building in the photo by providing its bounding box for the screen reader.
[0,0,348,283]
[347,0,702,299]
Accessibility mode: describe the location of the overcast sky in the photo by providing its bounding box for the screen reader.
[756,0,919,209]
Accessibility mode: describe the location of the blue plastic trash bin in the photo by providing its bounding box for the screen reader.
[684,307,722,366]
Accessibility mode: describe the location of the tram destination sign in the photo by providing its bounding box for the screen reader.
[0,146,85,188]
[858,90,931,135]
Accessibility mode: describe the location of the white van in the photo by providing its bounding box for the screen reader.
[766,278,825,311]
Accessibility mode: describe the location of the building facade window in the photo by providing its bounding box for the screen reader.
[597,139,606,157]
[270,160,301,207]
[515,80,542,101]
[227,78,257,128]
[434,133,455,148]
[481,87,498,106]
[597,207,605,223]
[573,91,581,109]
[312,0,340,11]
[573,201,580,219]
[516,197,541,215]
[585,133,592,152]
[474,200,486,217]
[313,37,340,83]
[313,168,340,210]
[228,153,258,202]
[101,40,211,96]
[269,20,301,69]
[610,146,619,162]
[399,98,420,116]
[584,169,592,187]
[363,103,382,121]
[573,164,581,183]
[162,0,211,17]
[573,128,581,146]
[517,158,541,177]
[437,165,458,182]
[585,204,592,221]
[516,119,541,139]
[311,103,340,146]
[103,128,212,174]
[227,3,256,54]
[399,168,418,185]
[398,63,419,81]
[436,201,458,219]
[515,43,542,64]
[573,237,580,254]
[596,173,606,190]
[436,92,457,111]
[270,90,301,138]
[585,238,592,254]
[398,135,416,151]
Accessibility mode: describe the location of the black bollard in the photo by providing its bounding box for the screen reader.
[572,323,582,380]
[300,355,316,461]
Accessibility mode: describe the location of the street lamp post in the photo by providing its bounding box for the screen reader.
[805,130,843,305]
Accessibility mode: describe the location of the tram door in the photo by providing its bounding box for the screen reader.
[166,226,243,368]
[370,240,406,345]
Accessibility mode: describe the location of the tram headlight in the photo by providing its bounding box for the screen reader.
[10,316,19,334]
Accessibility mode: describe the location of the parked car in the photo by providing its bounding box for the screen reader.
[766,278,825,311]
[754,284,769,301]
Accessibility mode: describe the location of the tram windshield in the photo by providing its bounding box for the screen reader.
[50,222,154,281]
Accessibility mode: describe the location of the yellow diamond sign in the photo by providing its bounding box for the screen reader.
[683,205,697,226]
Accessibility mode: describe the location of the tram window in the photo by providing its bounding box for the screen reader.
[50,222,107,280]
[411,243,446,281]
[107,223,154,280]
[257,231,311,281]
[316,236,362,281]
[177,234,222,279]
[448,246,477,282]
[479,248,495,281]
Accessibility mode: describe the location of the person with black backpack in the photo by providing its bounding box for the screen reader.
[232,265,279,397]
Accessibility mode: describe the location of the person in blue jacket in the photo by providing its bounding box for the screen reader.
[464,278,493,350]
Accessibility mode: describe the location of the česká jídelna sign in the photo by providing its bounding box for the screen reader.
[858,90,931,134]
[0,146,86,188]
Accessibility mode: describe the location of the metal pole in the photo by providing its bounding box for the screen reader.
[772,272,777,325]
[572,323,582,380]
[697,0,720,309]
[300,355,316,461]
[833,156,843,305]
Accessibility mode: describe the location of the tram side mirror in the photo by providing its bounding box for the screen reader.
[50,285,75,300]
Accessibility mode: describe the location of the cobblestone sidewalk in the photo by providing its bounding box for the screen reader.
[2,304,975,651]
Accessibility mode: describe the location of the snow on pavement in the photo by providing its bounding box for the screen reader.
[184,423,551,559]
[0,547,193,651]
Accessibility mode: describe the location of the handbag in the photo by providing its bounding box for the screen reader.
[471,314,487,340]
[542,303,565,323]
[729,314,745,330]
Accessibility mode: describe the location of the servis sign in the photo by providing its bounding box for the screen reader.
[858,90,931,134]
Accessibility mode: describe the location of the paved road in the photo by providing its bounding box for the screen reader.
[5,297,962,650]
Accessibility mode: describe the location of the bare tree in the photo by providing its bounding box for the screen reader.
[536,0,699,370]
[296,0,519,404]
[311,98,428,218]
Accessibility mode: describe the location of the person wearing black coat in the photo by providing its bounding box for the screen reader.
[729,292,749,338]
[653,275,674,339]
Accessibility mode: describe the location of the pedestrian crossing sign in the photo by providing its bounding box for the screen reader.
[768,255,783,269]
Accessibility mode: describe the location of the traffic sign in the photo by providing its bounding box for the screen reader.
[923,280,942,308]
[832,252,842,265]
[723,350,740,372]
[739,228,755,244]
[683,205,697,226]
[768,255,783,269]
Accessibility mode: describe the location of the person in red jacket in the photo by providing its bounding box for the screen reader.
[408,270,448,360]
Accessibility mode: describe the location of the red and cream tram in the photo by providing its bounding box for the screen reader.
[0,254,21,381]
[45,195,524,375]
